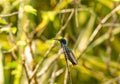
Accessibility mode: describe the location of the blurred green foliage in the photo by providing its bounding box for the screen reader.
[0,0,120,84]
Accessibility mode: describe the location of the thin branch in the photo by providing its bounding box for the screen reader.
[64,67,68,84]
[106,14,116,78]
[23,20,39,84]
[2,45,17,54]
[102,76,120,84]
[7,24,30,83]
[0,12,18,17]
[8,25,18,60]
[37,49,62,78]
[30,9,74,80]
[106,3,118,81]
[89,27,120,49]
[75,8,79,28]
[56,9,74,37]
[103,23,120,27]
[78,5,120,59]
[55,68,65,77]
[11,50,18,61]
[82,61,105,79]
[64,55,72,84]
[49,63,58,84]
[89,5,120,43]
[23,20,34,60]
[22,60,31,84]
[115,54,120,72]
[58,8,95,16]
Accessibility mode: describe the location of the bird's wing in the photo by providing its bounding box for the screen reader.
[63,45,78,65]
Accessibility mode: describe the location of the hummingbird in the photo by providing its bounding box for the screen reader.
[55,38,78,65]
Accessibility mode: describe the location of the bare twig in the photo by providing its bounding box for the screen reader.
[23,20,38,84]
[23,20,34,61]
[37,49,63,78]
[75,8,79,28]
[56,9,74,37]
[102,76,120,84]
[58,8,95,15]
[105,3,119,80]
[64,55,72,84]
[55,68,65,77]
[82,61,105,79]
[64,67,68,84]
[74,0,80,28]
[7,25,30,83]
[115,54,120,72]
[78,5,120,59]
[49,63,58,84]
[103,23,120,27]
[30,9,74,80]
[2,46,17,54]
[106,15,116,77]
[11,50,18,61]
[89,5,120,44]
[0,12,18,17]
[89,27,120,49]
[22,59,31,84]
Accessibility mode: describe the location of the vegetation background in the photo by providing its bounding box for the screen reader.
[0,0,120,84]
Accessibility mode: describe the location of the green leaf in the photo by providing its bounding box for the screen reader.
[5,61,18,69]
[0,18,8,25]
[42,11,56,21]
[11,27,17,34]
[24,5,37,15]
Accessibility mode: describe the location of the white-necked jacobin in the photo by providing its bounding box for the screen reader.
[55,38,78,65]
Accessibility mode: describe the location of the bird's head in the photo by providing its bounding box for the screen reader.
[55,38,67,45]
